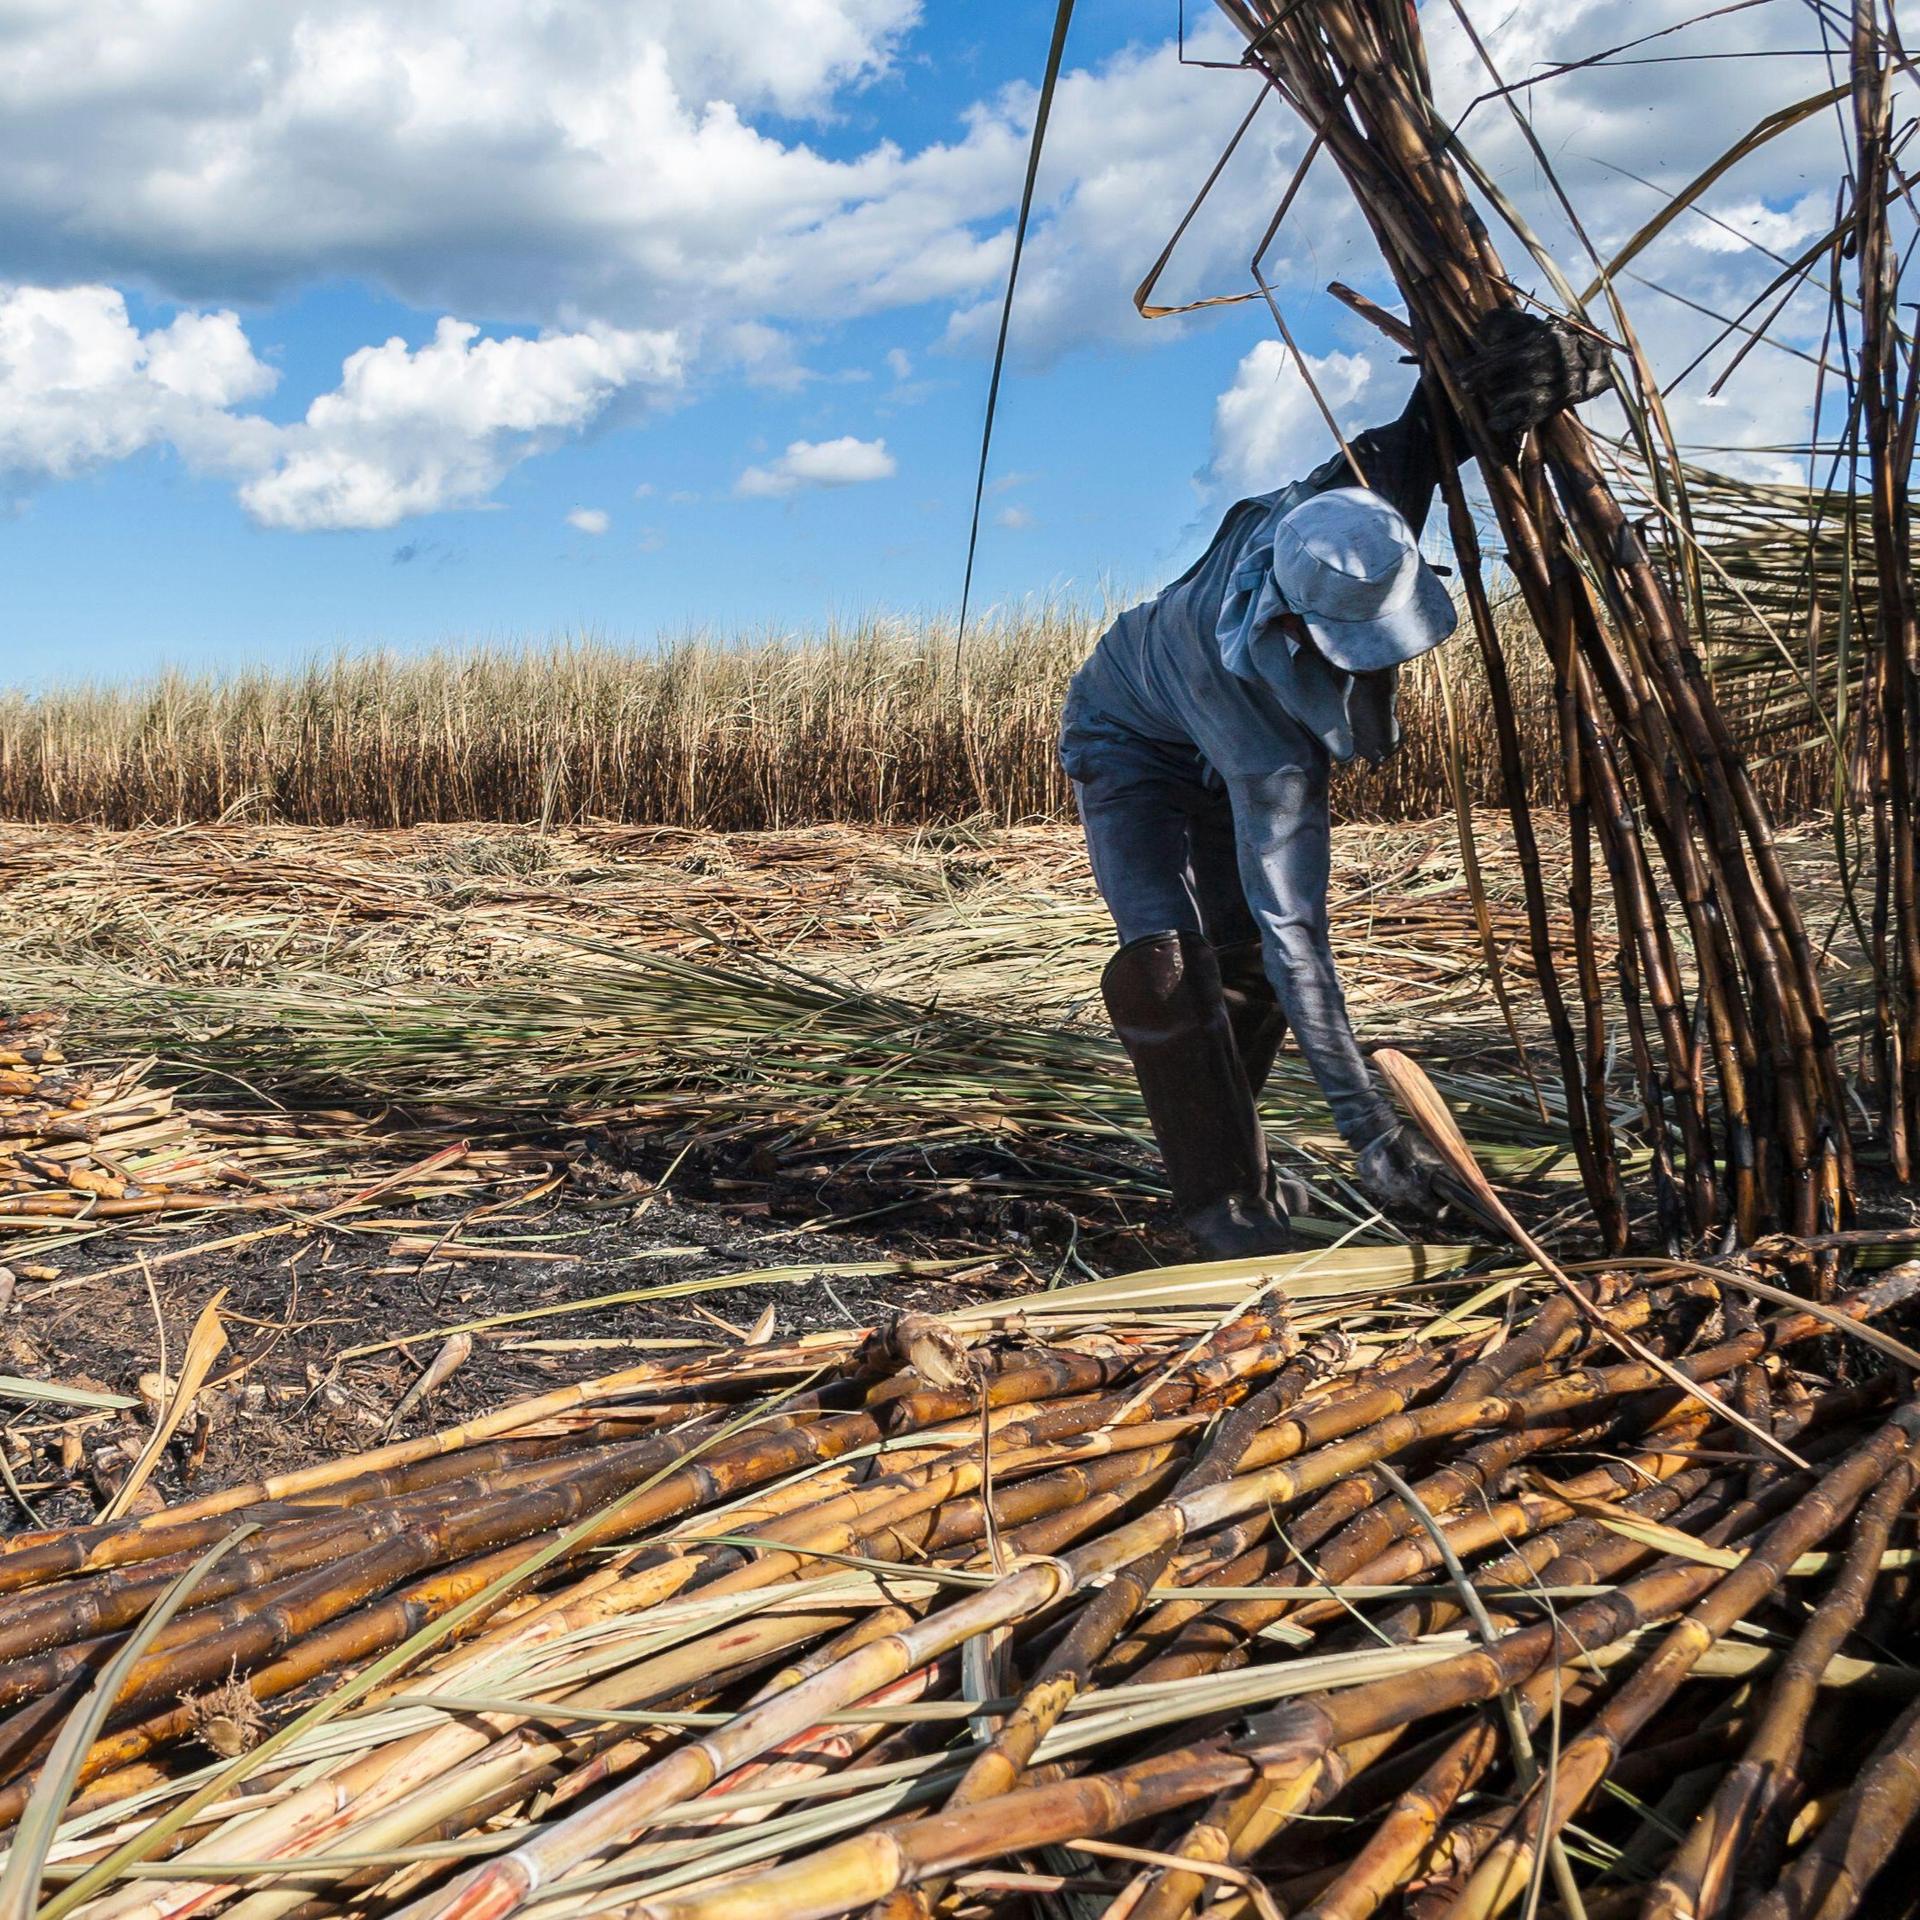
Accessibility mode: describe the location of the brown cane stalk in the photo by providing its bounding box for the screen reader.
[1645,1447,1920,1919]
[1438,1408,1920,1917]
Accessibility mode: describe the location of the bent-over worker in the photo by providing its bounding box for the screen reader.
[1061,310,1609,1256]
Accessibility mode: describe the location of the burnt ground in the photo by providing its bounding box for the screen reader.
[4,813,1909,1533]
[4,1126,1190,1533]
[19,1127,1918,1537]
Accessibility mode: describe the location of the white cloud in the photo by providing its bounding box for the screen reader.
[0,1,991,334]
[0,0,1897,523]
[994,504,1034,531]
[722,322,814,391]
[1209,342,1372,497]
[0,287,683,528]
[237,318,681,530]
[1687,194,1827,258]
[0,285,275,491]
[566,506,609,534]
[736,434,896,499]
[0,7,1320,371]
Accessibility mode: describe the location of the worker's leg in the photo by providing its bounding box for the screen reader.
[1186,776,1287,1094]
[1228,752,1395,1152]
[1063,725,1291,1256]
[1072,771,1206,946]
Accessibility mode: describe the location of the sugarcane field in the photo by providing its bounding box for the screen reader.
[3,2,1920,1918]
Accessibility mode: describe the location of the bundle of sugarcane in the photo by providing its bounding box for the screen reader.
[0,1013,570,1279]
[1845,0,1920,1184]
[1209,0,1856,1254]
[0,1014,261,1238]
[8,1237,1920,1920]
[1638,458,1885,668]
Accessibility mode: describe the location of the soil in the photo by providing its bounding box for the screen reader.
[4,1125,1191,1532]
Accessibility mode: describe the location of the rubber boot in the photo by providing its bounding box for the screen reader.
[1101,930,1293,1259]
[1215,939,1288,1096]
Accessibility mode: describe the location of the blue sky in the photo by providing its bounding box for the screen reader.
[0,0,1878,684]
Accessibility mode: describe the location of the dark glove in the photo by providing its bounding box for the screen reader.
[1456,309,1611,439]
[1353,1125,1502,1236]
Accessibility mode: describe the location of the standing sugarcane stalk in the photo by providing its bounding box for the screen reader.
[1851,0,1920,1172]
[1212,0,1855,1248]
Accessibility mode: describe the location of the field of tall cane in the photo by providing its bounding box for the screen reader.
[0,600,1843,836]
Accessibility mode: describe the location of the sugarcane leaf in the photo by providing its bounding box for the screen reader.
[1531,1478,1747,1570]
[952,1244,1476,1324]
[97,1290,227,1524]
[0,1522,257,1920]
[1575,86,1849,306]
[0,1375,138,1412]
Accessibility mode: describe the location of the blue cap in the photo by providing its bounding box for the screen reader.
[1271,486,1457,672]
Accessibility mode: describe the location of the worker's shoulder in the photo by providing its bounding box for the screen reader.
[1160,485,1293,597]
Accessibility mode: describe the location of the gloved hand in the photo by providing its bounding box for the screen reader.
[1456,309,1611,439]
[1351,1121,1466,1228]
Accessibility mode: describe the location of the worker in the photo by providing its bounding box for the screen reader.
[1061,310,1609,1256]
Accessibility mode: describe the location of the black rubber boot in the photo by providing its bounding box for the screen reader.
[1102,930,1293,1259]
[1215,939,1288,1096]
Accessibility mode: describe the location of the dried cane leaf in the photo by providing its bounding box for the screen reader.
[98,1290,229,1523]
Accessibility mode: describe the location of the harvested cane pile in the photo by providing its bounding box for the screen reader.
[0,1008,577,1293]
[0,1015,276,1244]
[7,1248,1920,1920]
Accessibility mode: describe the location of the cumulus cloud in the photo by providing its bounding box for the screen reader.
[994,504,1034,531]
[566,507,609,534]
[0,285,275,492]
[0,0,1892,522]
[0,6,1330,368]
[0,1,991,332]
[236,319,681,531]
[1209,343,1373,497]
[1686,194,1829,258]
[0,287,683,528]
[736,435,896,499]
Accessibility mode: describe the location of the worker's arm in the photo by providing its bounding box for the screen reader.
[1296,310,1611,535]
[1296,385,1446,533]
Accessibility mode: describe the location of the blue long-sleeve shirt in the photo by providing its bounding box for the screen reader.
[1061,387,1448,777]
